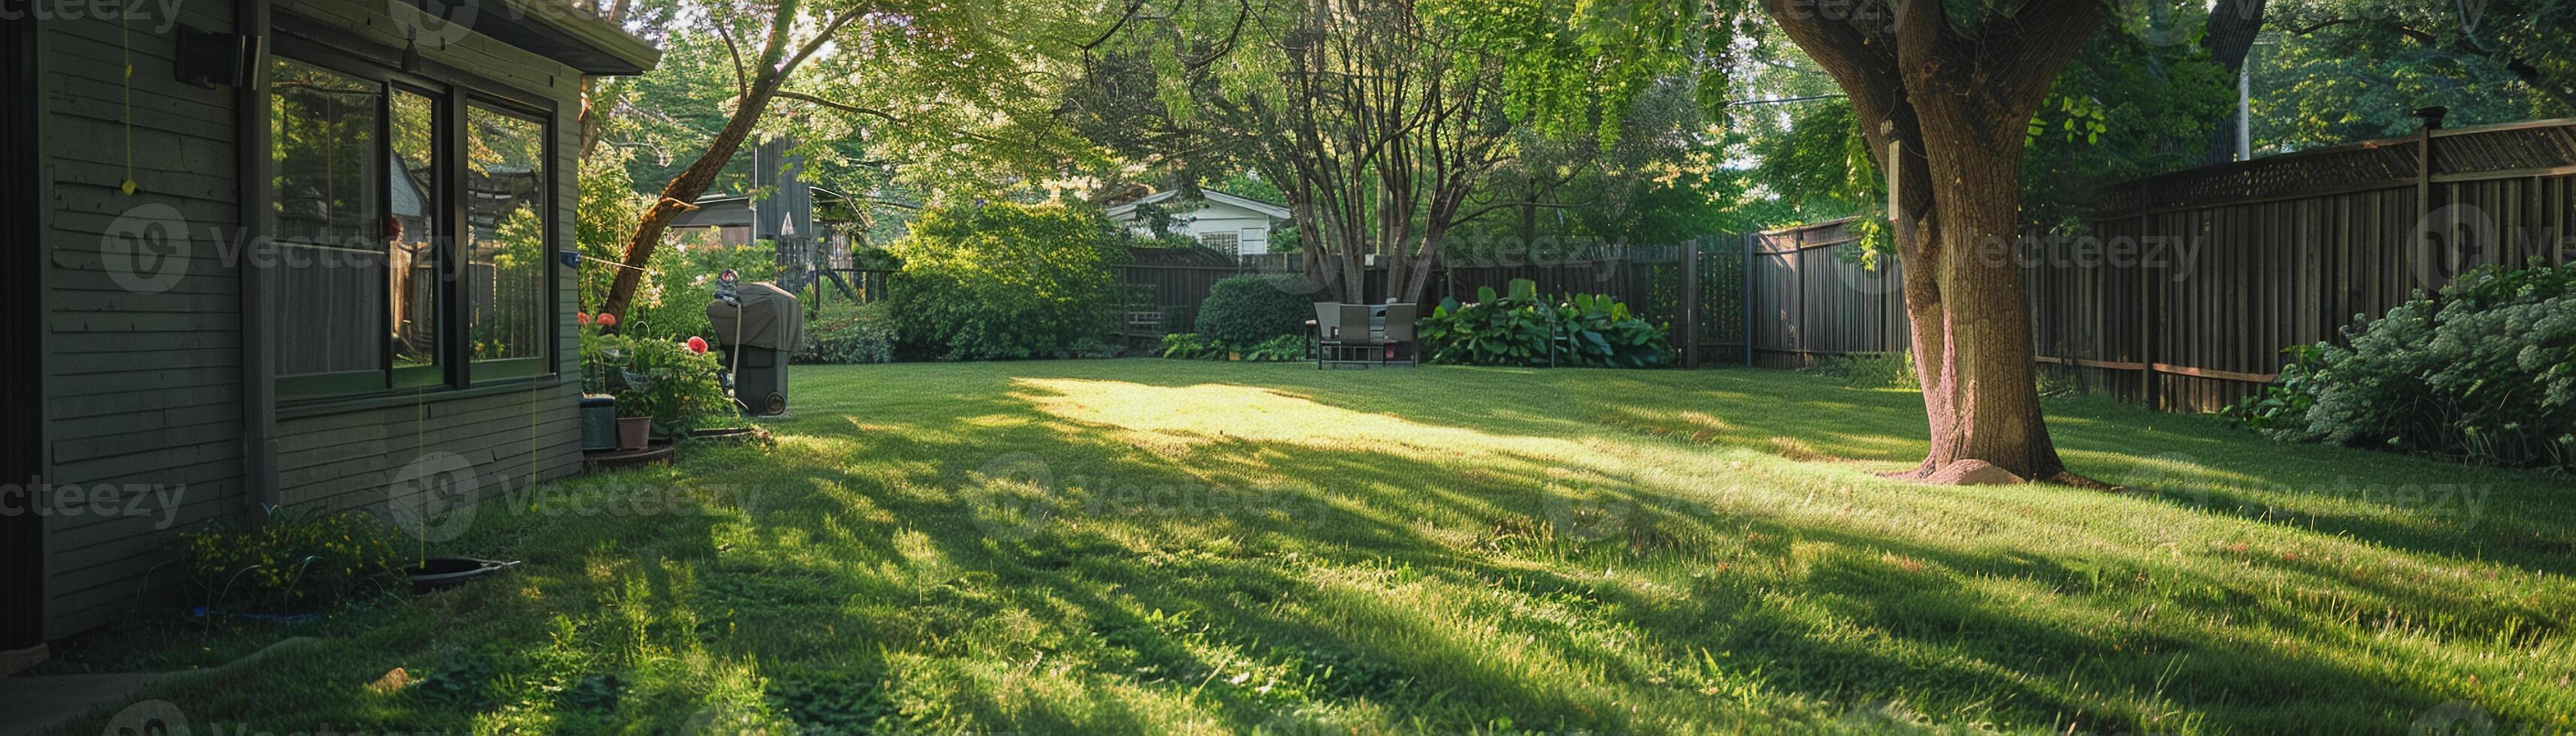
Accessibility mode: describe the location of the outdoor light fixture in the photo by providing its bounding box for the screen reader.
[173,26,258,88]
[560,249,582,269]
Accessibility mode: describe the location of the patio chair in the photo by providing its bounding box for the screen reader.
[1314,303,1374,369]
[1382,303,1419,367]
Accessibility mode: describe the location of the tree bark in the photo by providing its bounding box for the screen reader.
[597,0,852,323]
[2197,0,2268,165]
[1763,0,2109,484]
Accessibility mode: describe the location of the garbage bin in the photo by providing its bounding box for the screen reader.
[705,282,804,416]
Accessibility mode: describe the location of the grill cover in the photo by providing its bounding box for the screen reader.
[705,282,803,350]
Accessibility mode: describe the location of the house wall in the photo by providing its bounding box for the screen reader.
[35,0,585,639]
[1115,201,1280,255]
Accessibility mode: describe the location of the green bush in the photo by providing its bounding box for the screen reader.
[886,202,1128,360]
[1159,332,1308,361]
[1242,334,1310,361]
[184,510,406,614]
[801,300,898,364]
[625,239,779,341]
[1160,333,1226,360]
[581,329,734,435]
[1809,351,1917,388]
[1417,279,1673,368]
[575,151,649,313]
[1196,275,1315,348]
[2225,262,2576,471]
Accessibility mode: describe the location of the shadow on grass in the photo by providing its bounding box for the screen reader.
[41,362,2574,734]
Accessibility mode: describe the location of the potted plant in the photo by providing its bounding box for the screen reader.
[579,312,658,451]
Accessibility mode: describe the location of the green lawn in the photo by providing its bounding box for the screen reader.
[42,361,2576,734]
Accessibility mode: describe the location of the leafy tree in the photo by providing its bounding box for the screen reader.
[2273,0,2576,114]
[1084,0,1727,303]
[885,203,1129,359]
[596,0,1117,324]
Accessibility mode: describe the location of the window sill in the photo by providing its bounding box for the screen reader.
[276,375,563,421]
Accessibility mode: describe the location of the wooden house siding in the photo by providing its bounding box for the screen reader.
[38,0,252,638]
[34,0,604,640]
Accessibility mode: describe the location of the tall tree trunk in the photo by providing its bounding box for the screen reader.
[1909,120,2062,479]
[598,82,780,322]
[1764,0,2110,484]
[2197,0,2268,165]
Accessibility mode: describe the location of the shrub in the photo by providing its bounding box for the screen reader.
[1417,279,1673,368]
[1808,351,1917,388]
[184,510,406,614]
[2225,262,2576,471]
[1161,333,1226,360]
[1242,334,1310,361]
[1196,275,1315,348]
[575,151,649,313]
[581,328,733,435]
[801,300,898,364]
[1159,332,1306,361]
[886,202,1128,360]
[628,239,779,341]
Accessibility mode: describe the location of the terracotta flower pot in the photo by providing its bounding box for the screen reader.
[616,417,652,451]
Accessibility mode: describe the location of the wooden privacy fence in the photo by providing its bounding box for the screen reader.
[1742,219,1910,369]
[1742,117,2576,413]
[2032,117,2576,412]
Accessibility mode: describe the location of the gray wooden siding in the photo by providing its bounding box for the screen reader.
[40,0,590,639]
[38,0,252,635]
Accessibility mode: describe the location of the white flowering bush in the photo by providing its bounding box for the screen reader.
[2231,262,2576,472]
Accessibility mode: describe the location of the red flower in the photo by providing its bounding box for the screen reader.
[576,312,592,325]
[596,313,619,327]
[686,336,709,354]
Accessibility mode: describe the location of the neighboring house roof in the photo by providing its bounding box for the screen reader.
[672,186,864,229]
[1106,189,1293,222]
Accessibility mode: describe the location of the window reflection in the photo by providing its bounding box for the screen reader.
[466,105,547,366]
[269,58,384,379]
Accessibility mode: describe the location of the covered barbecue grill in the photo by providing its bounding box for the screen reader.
[705,282,804,415]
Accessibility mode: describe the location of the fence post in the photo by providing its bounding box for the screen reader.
[1681,238,1701,367]
[2137,201,2157,410]
[1742,233,1757,367]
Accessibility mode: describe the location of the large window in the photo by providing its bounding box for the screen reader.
[466,105,548,375]
[269,50,554,398]
[270,58,394,393]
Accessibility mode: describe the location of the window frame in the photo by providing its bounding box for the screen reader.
[267,32,561,402]
[459,96,557,383]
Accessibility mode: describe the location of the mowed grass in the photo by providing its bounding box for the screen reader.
[38,361,2576,734]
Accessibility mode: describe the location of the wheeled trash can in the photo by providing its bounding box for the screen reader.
[705,281,804,416]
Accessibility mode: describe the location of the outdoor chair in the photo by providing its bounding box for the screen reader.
[1383,303,1419,367]
[1314,303,1374,369]
[1314,303,1419,369]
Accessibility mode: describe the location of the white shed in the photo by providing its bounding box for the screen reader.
[1106,190,1294,257]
